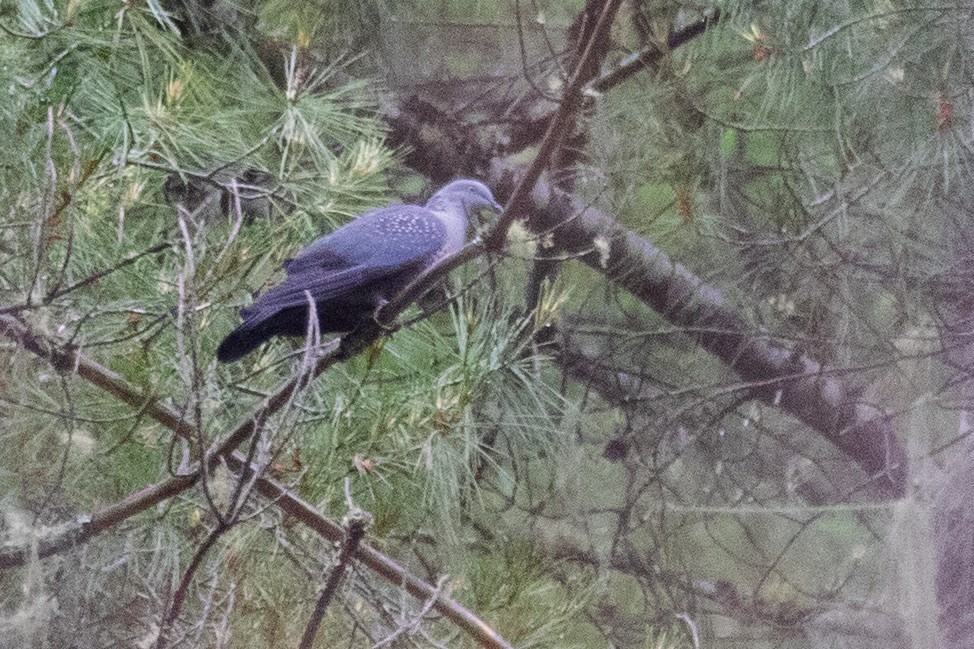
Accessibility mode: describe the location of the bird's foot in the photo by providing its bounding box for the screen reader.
[372,299,395,330]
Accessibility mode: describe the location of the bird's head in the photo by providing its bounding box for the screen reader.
[430,179,503,215]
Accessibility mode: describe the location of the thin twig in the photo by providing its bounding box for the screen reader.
[373,574,451,648]
[44,241,173,306]
[299,504,372,649]
[156,520,233,649]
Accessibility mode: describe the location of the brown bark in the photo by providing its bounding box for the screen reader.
[487,162,907,498]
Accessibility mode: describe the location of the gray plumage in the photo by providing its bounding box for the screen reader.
[217,179,501,362]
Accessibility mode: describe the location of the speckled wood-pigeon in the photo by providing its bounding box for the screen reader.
[217,179,501,362]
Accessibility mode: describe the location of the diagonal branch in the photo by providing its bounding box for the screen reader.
[299,506,371,649]
[588,9,722,94]
[485,0,626,250]
[486,162,908,498]
[0,313,514,649]
[382,0,626,321]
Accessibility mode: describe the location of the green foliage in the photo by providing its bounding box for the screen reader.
[466,538,599,648]
[2,0,973,646]
[287,296,568,546]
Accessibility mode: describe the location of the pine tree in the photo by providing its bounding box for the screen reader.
[2,1,973,648]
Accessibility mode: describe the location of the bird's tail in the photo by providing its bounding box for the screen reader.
[216,322,270,363]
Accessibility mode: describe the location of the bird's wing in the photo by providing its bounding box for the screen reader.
[283,205,442,274]
[239,261,417,322]
[240,205,447,324]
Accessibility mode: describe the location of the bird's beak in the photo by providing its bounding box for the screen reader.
[490,198,503,212]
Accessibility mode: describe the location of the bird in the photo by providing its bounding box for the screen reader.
[216,179,502,362]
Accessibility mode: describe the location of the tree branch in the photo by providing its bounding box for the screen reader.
[485,0,626,250]
[0,313,514,649]
[486,162,907,498]
[382,46,908,497]
[588,9,722,94]
[299,509,371,649]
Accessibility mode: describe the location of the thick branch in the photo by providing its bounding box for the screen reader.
[0,470,197,568]
[487,163,907,498]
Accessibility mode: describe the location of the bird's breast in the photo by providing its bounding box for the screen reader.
[430,207,468,259]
